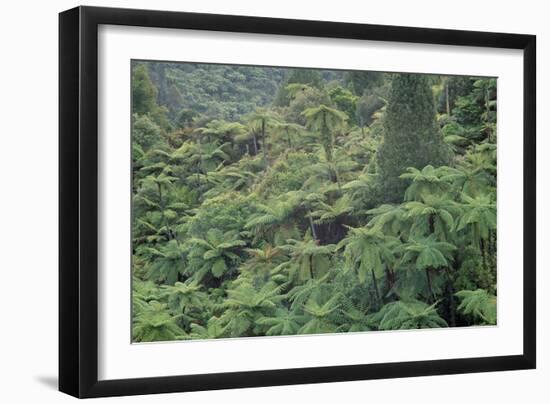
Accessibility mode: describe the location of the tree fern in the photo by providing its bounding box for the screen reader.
[367,300,447,330]
[185,229,246,281]
[400,165,450,202]
[131,64,497,341]
[133,301,186,342]
[455,289,496,325]
[256,308,306,336]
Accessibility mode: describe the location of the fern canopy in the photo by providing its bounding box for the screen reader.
[131,61,497,342]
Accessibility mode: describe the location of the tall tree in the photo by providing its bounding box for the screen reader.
[345,71,384,96]
[132,64,157,115]
[302,105,347,162]
[377,74,449,202]
[248,110,280,164]
[337,226,399,307]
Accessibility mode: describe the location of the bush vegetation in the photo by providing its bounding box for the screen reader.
[131,61,497,342]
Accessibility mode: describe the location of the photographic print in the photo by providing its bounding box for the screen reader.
[131,60,497,343]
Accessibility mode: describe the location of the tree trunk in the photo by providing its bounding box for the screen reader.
[444,267,456,326]
[196,137,208,179]
[157,182,172,240]
[445,83,451,116]
[157,181,163,203]
[308,212,318,241]
[480,238,488,273]
[261,120,267,164]
[286,129,292,149]
[385,265,395,291]
[485,87,490,123]
[428,214,435,234]
[487,230,496,281]
[321,111,333,162]
[425,267,436,303]
[253,134,258,155]
[335,170,341,189]
[371,268,382,308]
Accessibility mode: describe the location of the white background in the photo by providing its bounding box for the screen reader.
[0,0,546,402]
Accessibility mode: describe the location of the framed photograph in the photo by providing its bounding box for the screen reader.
[59,6,536,398]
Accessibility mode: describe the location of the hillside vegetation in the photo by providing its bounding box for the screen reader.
[131,61,497,342]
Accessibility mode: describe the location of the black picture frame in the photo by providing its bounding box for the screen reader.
[59,5,536,398]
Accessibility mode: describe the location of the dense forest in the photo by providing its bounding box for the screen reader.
[131,60,497,342]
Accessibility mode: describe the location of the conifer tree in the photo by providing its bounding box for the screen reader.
[132,64,158,115]
[377,74,449,202]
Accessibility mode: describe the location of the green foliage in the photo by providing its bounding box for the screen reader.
[132,64,158,115]
[132,63,172,134]
[256,151,317,197]
[310,194,354,224]
[302,104,348,162]
[274,68,324,106]
[132,114,164,149]
[328,85,358,124]
[186,192,256,237]
[142,240,186,284]
[355,92,386,127]
[281,234,336,282]
[338,226,397,284]
[377,74,450,202]
[186,229,246,281]
[284,85,332,126]
[400,165,451,202]
[457,194,496,245]
[131,61,497,342]
[455,289,496,325]
[133,300,186,342]
[299,294,342,334]
[403,196,460,241]
[244,191,302,243]
[221,281,286,337]
[367,300,447,330]
[345,70,384,96]
[158,63,287,121]
[257,308,305,336]
[401,235,456,271]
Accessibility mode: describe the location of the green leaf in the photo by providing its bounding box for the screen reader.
[211,258,227,278]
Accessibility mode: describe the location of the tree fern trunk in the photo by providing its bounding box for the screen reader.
[157,182,173,241]
[445,83,450,116]
[428,214,435,234]
[261,119,267,164]
[286,129,292,149]
[425,268,436,303]
[321,111,333,162]
[334,168,342,189]
[485,86,490,124]
[385,265,395,291]
[480,238,488,273]
[157,182,165,226]
[444,267,456,327]
[253,134,258,155]
[308,211,318,241]
[371,268,382,308]
[197,136,205,176]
